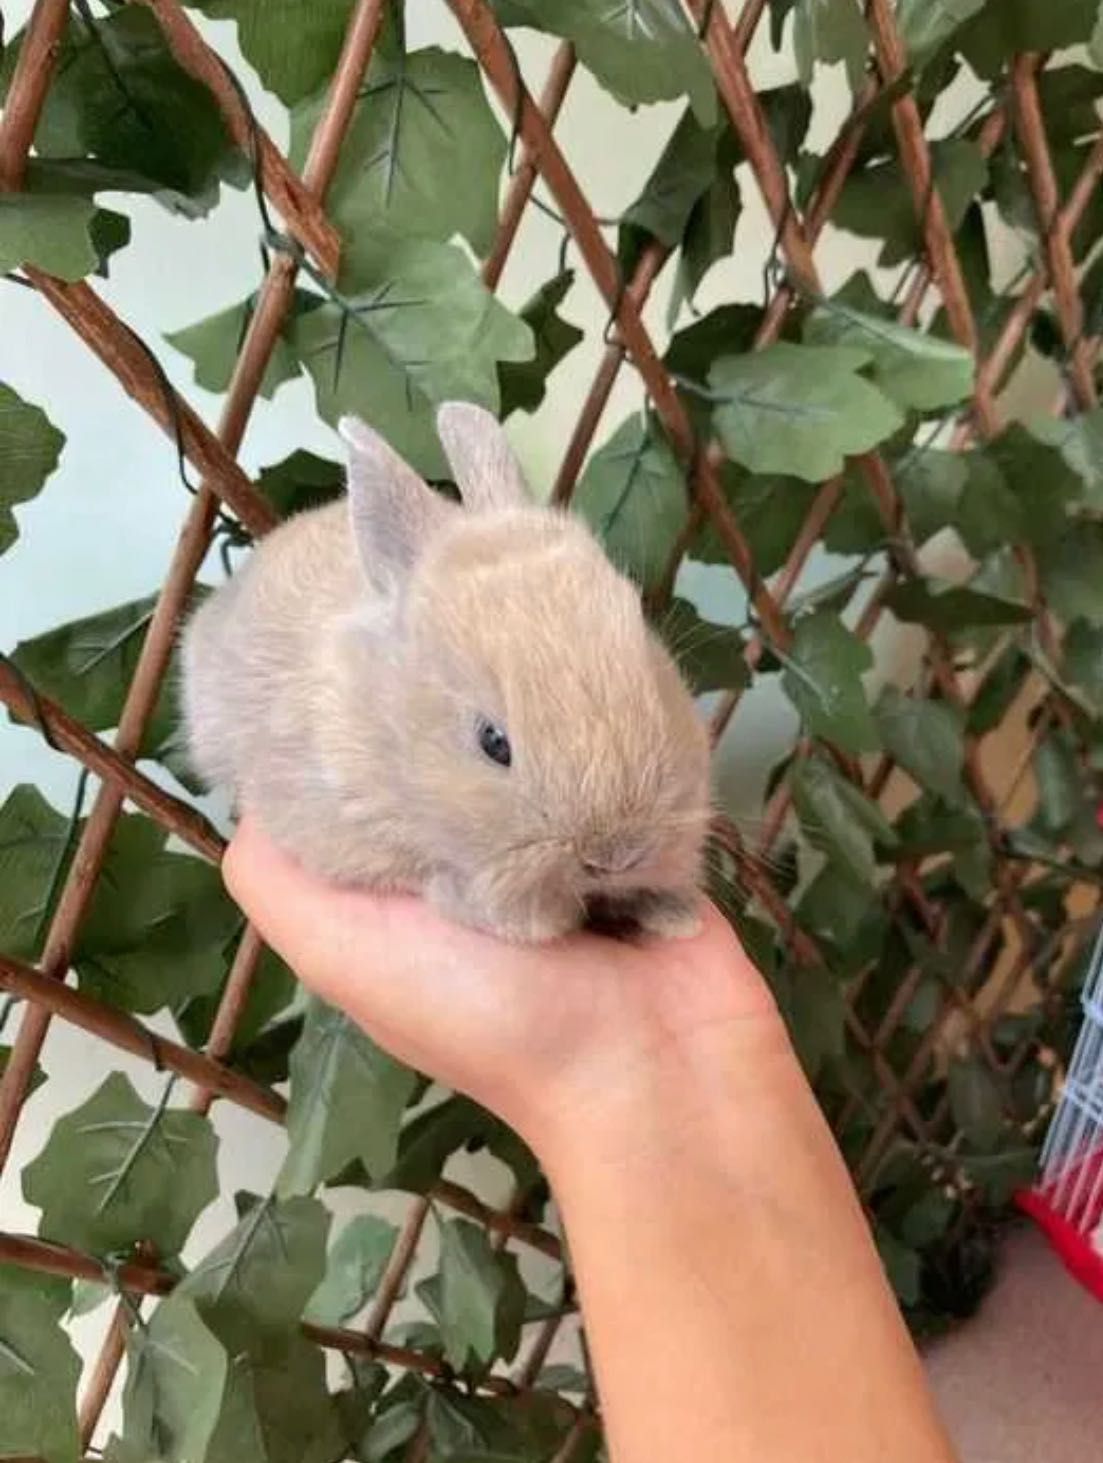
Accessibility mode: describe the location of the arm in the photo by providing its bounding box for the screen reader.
[223,820,956,1463]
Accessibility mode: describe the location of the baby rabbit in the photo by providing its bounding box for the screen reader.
[182,403,711,943]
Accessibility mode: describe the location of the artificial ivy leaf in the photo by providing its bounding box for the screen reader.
[790,753,895,885]
[0,1265,81,1463]
[429,1218,527,1372]
[121,1294,228,1463]
[709,344,904,482]
[620,107,721,261]
[8,588,208,779]
[834,141,987,267]
[0,381,64,556]
[175,942,300,1070]
[362,1401,423,1461]
[781,611,877,753]
[691,466,818,576]
[897,0,988,64]
[655,597,748,695]
[0,784,76,962]
[672,144,742,320]
[0,192,104,280]
[574,413,687,592]
[875,688,965,804]
[1036,522,1103,624]
[75,812,239,1015]
[885,577,1032,632]
[982,424,1083,549]
[22,1071,218,1257]
[797,863,888,963]
[875,1226,922,1306]
[498,270,583,418]
[947,1057,1005,1152]
[292,47,506,257]
[960,1147,1038,1205]
[165,295,309,400]
[279,996,418,1194]
[179,1193,329,1349]
[804,304,974,411]
[959,0,1099,77]
[497,0,716,124]
[896,450,968,547]
[304,1214,399,1326]
[289,233,532,478]
[784,969,848,1082]
[793,0,869,93]
[1033,729,1081,837]
[1030,409,1103,511]
[387,1093,541,1197]
[1062,620,1103,712]
[189,0,356,105]
[953,449,1021,558]
[257,450,344,518]
[20,8,236,213]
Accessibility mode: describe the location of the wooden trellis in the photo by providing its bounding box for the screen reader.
[1,0,1103,1454]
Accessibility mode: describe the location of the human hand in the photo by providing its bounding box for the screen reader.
[222,817,789,1159]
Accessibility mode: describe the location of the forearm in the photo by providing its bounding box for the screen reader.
[540,1026,956,1463]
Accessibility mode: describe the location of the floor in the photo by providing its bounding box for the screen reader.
[924,1224,1103,1462]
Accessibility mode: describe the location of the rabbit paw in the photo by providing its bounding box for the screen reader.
[588,890,702,941]
[427,872,578,944]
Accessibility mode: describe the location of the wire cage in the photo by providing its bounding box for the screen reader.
[2,0,1103,1455]
[1022,927,1103,1303]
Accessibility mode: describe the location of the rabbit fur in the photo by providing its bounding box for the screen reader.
[181,403,711,943]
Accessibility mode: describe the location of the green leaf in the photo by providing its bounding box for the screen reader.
[784,969,848,1082]
[292,47,506,258]
[655,597,747,695]
[19,8,236,212]
[959,0,1098,77]
[620,108,721,257]
[897,0,988,64]
[121,1295,228,1463]
[304,1214,399,1327]
[279,996,418,1194]
[834,140,987,267]
[710,343,904,482]
[797,863,888,962]
[22,1071,218,1257]
[1063,620,1103,712]
[166,295,308,400]
[947,1058,1005,1152]
[362,1400,423,1461]
[429,1218,527,1372]
[794,0,869,92]
[781,612,877,753]
[189,0,356,105]
[874,688,965,804]
[386,1094,541,1198]
[959,1147,1037,1204]
[875,1226,922,1306]
[288,233,532,478]
[8,588,208,781]
[0,1266,81,1463]
[178,1192,329,1350]
[980,424,1083,549]
[0,382,64,556]
[175,942,299,1070]
[691,465,819,576]
[0,785,78,962]
[498,0,716,124]
[804,304,974,411]
[897,450,968,546]
[1033,730,1081,837]
[885,577,1032,632]
[75,812,240,1015]
[573,413,687,592]
[256,450,345,518]
[1030,409,1103,511]
[0,192,103,280]
[498,270,583,419]
[1037,523,1103,624]
[791,753,895,885]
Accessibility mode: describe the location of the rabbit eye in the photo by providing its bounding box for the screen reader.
[477,718,511,768]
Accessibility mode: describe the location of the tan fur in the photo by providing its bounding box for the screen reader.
[181,404,711,942]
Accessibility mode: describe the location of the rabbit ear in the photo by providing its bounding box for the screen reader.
[340,416,452,586]
[436,401,531,512]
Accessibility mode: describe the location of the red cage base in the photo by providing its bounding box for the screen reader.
[1017,1152,1103,1304]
